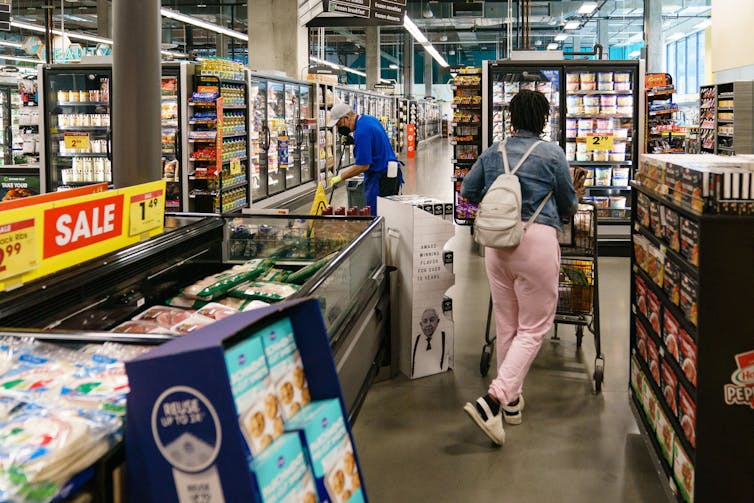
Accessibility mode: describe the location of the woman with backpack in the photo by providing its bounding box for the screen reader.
[460,89,585,446]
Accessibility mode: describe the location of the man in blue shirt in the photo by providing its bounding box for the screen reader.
[327,103,402,214]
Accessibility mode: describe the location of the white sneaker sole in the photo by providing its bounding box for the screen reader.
[502,395,525,425]
[463,402,505,446]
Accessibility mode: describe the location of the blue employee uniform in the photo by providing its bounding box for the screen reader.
[353,114,402,214]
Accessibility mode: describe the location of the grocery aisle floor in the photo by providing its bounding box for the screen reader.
[349,138,666,503]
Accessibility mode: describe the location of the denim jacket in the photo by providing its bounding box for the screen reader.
[460,130,578,230]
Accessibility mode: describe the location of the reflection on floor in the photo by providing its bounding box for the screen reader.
[351,138,666,503]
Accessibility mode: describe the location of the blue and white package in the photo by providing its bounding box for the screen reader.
[286,399,364,503]
[250,432,319,503]
[259,318,311,421]
[224,334,284,456]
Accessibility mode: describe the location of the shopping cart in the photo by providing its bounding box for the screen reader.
[479,203,604,392]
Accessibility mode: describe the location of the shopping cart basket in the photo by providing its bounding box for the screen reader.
[479,203,604,392]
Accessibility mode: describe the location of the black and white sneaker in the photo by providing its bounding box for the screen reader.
[463,397,505,446]
[501,395,525,425]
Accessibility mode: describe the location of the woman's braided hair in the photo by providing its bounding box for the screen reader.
[510,89,550,136]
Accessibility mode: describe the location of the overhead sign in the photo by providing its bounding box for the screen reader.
[373,82,395,90]
[308,65,341,75]
[307,0,406,27]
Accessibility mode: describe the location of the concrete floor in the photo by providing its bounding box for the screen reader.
[349,138,667,503]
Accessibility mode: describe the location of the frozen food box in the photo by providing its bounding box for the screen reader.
[635,318,648,363]
[286,399,365,503]
[646,289,661,335]
[678,386,696,449]
[663,207,680,252]
[655,407,675,464]
[251,432,319,503]
[663,258,680,306]
[647,336,660,386]
[630,356,645,404]
[224,334,284,456]
[678,331,697,387]
[643,381,659,432]
[661,360,678,418]
[673,438,695,503]
[259,317,312,421]
[635,271,648,317]
[679,218,699,266]
[662,307,680,363]
[680,273,698,326]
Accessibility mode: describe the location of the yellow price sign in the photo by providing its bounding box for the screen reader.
[0,218,38,281]
[64,132,91,151]
[230,159,242,176]
[586,133,614,152]
[129,188,165,236]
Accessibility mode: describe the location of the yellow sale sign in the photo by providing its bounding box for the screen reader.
[0,180,166,293]
[586,133,614,152]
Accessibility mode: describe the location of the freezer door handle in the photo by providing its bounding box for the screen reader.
[261,125,270,150]
[295,123,303,145]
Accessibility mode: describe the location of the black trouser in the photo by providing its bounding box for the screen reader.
[379,174,400,196]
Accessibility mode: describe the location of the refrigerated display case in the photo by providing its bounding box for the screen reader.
[160,62,193,211]
[39,64,112,193]
[14,76,41,167]
[483,60,641,252]
[249,73,317,202]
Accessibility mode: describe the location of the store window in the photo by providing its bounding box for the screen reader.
[665,31,706,94]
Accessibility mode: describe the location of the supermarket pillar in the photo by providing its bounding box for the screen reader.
[424,48,432,98]
[366,27,381,91]
[643,0,663,73]
[403,35,414,97]
[112,0,162,187]
[248,0,308,79]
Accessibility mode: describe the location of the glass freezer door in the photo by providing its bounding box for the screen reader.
[250,79,268,200]
[489,66,561,146]
[284,83,301,189]
[0,89,10,165]
[160,75,181,210]
[300,85,314,183]
[267,81,285,195]
[44,69,112,192]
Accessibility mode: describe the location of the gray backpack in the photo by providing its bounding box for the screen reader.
[474,139,552,249]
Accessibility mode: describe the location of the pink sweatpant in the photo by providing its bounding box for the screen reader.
[485,223,560,405]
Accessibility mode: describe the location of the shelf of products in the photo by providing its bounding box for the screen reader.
[42,66,113,192]
[187,72,249,213]
[566,69,634,222]
[645,73,684,155]
[630,153,754,503]
[452,67,482,225]
[698,85,716,153]
[9,78,40,166]
[160,74,181,209]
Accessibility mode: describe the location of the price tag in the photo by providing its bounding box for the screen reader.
[229,159,242,176]
[0,218,38,281]
[64,132,90,151]
[586,133,614,152]
[129,189,164,236]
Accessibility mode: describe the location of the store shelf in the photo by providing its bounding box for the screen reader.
[717,119,734,124]
[451,84,482,90]
[451,122,481,127]
[567,114,633,119]
[648,109,678,116]
[57,152,110,157]
[452,158,477,163]
[716,133,734,137]
[635,224,698,283]
[716,146,735,152]
[586,185,631,191]
[54,126,109,132]
[56,101,110,107]
[219,78,246,85]
[222,104,247,110]
[189,119,217,125]
[570,161,633,166]
[450,140,480,145]
[188,137,216,143]
[58,180,110,187]
[222,131,248,139]
[717,107,734,111]
[452,103,482,109]
[569,90,633,95]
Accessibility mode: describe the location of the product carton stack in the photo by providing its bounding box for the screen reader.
[379,195,455,379]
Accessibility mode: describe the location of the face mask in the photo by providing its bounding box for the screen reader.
[338,125,351,137]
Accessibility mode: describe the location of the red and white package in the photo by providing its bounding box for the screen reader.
[635,318,648,363]
[662,308,680,364]
[646,289,661,335]
[661,360,678,417]
[647,336,660,386]
[678,386,696,448]
[678,331,697,387]
[635,275,648,318]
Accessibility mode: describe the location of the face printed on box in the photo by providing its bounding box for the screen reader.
[420,308,440,342]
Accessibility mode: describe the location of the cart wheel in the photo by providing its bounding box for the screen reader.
[593,356,605,393]
[480,344,493,377]
[576,325,584,348]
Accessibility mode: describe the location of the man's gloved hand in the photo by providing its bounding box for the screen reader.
[329,175,343,188]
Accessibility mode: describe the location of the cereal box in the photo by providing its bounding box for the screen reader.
[259,318,312,421]
[286,399,365,503]
[224,335,284,456]
[251,432,319,503]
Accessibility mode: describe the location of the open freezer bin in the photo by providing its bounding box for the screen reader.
[0,212,389,419]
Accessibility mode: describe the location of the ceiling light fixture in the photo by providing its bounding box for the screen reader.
[578,2,598,15]
[389,63,399,70]
[694,19,711,30]
[0,40,23,49]
[564,20,580,30]
[666,32,684,42]
[403,15,448,67]
[0,55,45,64]
[160,8,248,42]
[310,56,366,78]
[547,43,559,50]
[555,33,568,42]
